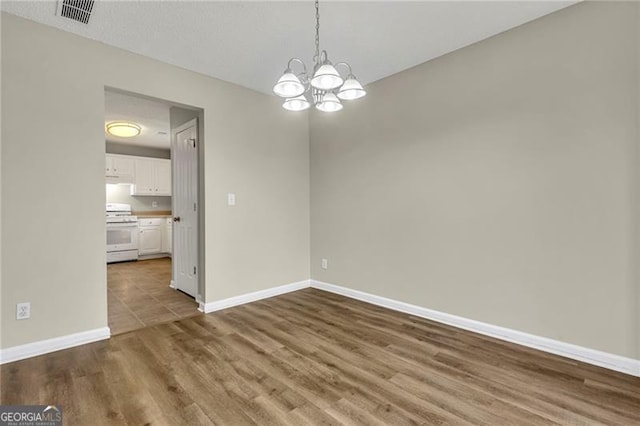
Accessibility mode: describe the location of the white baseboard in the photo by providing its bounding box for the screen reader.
[2,280,636,377]
[0,327,111,365]
[310,280,640,377]
[138,253,171,261]
[200,280,311,314]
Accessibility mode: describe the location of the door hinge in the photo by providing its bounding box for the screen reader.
[191,138,196,148]
[193,266,197,275]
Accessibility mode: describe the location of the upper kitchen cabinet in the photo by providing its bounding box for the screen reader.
[155,160,172,195]
[105,154,134,184]
[131,158,172,196]
[133,158,155,195]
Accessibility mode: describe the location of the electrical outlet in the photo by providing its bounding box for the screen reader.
[152,201,158,208]
[321,258,328,270]
[16,302,30,320]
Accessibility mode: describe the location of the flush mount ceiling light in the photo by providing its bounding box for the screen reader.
[273,0,366,112]
[106,121,141,138]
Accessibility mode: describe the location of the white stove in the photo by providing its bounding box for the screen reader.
[106,203,139,263]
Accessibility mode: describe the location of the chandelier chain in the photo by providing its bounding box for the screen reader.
[314,0,320,65]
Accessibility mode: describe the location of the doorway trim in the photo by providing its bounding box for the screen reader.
[104,85,206,310]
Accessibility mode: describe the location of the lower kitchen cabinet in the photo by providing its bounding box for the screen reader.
[139,226,162,255]
[162,218,172,254]
[139,217,172,256]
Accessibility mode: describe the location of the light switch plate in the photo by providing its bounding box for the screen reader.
[321,258,328,270]
[227,193,236,206]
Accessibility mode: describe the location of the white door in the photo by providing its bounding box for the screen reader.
[172,119,198,298]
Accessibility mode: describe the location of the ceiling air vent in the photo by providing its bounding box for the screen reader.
[56,0,95,24]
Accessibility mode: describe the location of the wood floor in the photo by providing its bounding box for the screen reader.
[107,258,199,335]
[2,288,639,425]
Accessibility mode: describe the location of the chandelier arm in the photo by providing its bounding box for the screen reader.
[334,62,353,78]
[319,50,328,65]
[287,57,308,76]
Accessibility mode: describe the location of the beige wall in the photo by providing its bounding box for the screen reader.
[310,2,639,359]
[1,13,310,348]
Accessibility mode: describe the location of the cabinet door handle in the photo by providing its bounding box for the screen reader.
[173,217,181,222]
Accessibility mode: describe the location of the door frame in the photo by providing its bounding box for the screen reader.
[104,86,206,312]
[170,118,203,305]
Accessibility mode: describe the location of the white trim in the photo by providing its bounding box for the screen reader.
[138,253,171,261]
[0,327,111,365]
[310,280,640,377]
[4,280,635,376]
[200,280,311,313]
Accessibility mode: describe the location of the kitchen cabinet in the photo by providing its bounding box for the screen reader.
[131,158,171,196]
[105,154,134,184]
[155,161,172,195]
[139,217,172,256]
[138,218,163,255]
[132,159,155,195]
[162,218,172,254]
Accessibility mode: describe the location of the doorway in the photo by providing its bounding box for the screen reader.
[104,88,203,335]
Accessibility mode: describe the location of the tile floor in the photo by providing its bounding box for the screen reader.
[107,258,199,335]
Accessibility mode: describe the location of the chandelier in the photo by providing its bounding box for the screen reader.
[273,0,366,112]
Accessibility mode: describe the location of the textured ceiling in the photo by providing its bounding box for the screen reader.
[2,1,576,95]
[105,90,171,149]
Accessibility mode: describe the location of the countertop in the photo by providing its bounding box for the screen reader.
[133,210,172,218]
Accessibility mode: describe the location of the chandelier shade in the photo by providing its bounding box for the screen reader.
[283,95,311,111]
[337,76,366,100]
[315,92,343,113]
[311,63,344,91]
[273,0,365,113]
[273,72,306,98]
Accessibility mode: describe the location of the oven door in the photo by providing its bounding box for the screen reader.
[106,223,139,252]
